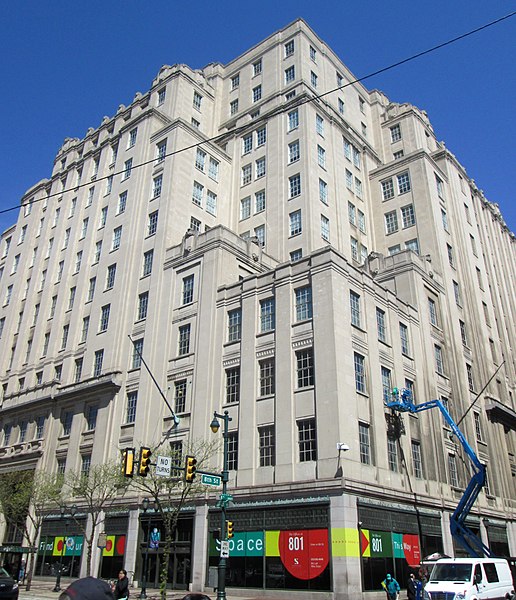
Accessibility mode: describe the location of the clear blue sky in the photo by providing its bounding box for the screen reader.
[1,1,514,235]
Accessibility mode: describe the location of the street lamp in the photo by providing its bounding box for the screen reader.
[53,504,77,593]
[210,410,232,600]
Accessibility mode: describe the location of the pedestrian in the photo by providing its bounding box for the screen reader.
[113,568,130,600]
[58,576,114,600]
[381,573,400,600]
[407,573,418,600]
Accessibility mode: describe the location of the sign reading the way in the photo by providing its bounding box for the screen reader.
[155,455,172,477]
[201,473,222,487]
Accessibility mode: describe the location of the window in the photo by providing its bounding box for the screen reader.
[122,158,132,180]
[315,114,324,136]
[434,344,445,375]
[158,87,166,105]
[441,208,449,232]
[255,190,265,213]
[448,454,459,487]
[259,425,275,467]
[310,71,318,88]
[470,234,477,256]
[387,437,399,472]
[252,85,262,103]
[259,358,275,396]
[242,134,253,155]
[401,204,415,228]
[385,210,398,234]
[338,98,345,114]
[99,206,108,228]
[241,164,252,186]
[74,251,83,273]
[254,225,265,247]
[208,157,219,180]
[0,317,5,340]
[148,211,158,236]
[105,175,113,195]
[317,144,326,168]
[399,322,410,355]
[352,147,361,169]
[193,91,202,110]
[260,298,275,332]
[381,366,392,403]
[36,416,46,439]
[284,39,295,57]
[255,157,266,178]
[295,286,312,321]
[319,179,328,204]
[393,150,404,160]
[453,280,461,306]
[358,210,366,233]
[353,352,366,394]
[191,118,200,129]
[132,338,144,369]
[466,363,475,392]
[474,412,483,443]
[87,187,94,206]
[397,172,411,194]
[93,349,104,377]
[60,324,69,350]
[2,424,12,447]
[192,181,203,207]
[152,175,162,199]
[226,367,240,403]
[230,73,240,89]
[174,380,187,413]
[128,128,137,148]
[106,264,116,290]
[79,317,89,345]
[411,441,423,478]
[135,291,148,321]
[81,454,92,476]
[182,274,194,305]
[227,432,238,470]
[354,177,363,198]
[112,226,122,250]
[376,308,387,343]
[4,284,13,306]
[42,332,50,356]
[428,298,438,326]
[289,209,302,236]
[288,109,299,131]
[53,207,61,227]
[287,141,300,165]
[195,148,206,171]
[228,309,241,342]
[435,174,444,199]
[359,97,365,113]
[62,411,73,437]
[178,324,191,355]
[344,169,353,191]
[296,348,314,388]
[285,66,295,83]
[240,196,251,221]
[298,419,317,462]
[350,237,359,262]
[190,216,201,232]
[350,291,361,328]
[252,59,262,76]
[390,124,402,142]
[74,358,83,383]
[155,140,167,165]
[321,215,329,241]
[359,423,371,465]
[126,391,138,424]
[99,304,110,332]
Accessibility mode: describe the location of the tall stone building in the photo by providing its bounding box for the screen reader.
[0,18,514,598]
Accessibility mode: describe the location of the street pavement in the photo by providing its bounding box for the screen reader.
[17,577,286,600]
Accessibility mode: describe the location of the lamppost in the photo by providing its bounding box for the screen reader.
[210,410,232,600]
[140,498,159,599]
[53,504,77,593]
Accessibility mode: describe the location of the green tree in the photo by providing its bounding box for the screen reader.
[64,461,129,576]
[129,440,218,598]
[0,470,63,591]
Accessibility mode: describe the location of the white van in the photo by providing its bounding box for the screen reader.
[423,557,514,600]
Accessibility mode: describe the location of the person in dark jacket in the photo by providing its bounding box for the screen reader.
[113,569,130,600]
[407,573,418,600]
[59,576,114,600]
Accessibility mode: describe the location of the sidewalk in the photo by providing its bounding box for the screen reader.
[18,577,287,600]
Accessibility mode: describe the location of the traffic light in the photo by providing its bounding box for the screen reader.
[138,447,152,477]
[226,520,234,539]
[123,448,135,478]
[184,455,197,483]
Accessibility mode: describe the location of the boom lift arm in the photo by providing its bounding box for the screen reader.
[386,388,493,558]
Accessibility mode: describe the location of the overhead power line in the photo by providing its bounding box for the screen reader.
[1,10,514,219]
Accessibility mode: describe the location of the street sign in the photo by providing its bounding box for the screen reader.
[155,455,172,477]
[201,473,222,487]
[97,533,107,549]
[220,540,230,558]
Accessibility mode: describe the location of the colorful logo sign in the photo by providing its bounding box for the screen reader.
[102,535,126,557]
[278,529,329,580]
[360,529,421,566]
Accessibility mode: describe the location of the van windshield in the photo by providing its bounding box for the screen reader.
[431,563,472,582]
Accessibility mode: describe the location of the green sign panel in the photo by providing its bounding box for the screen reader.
[369,531,392,557]
[201,474,221,487]
[210,531,264,557]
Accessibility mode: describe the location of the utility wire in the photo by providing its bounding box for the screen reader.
[1,10,514,218]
